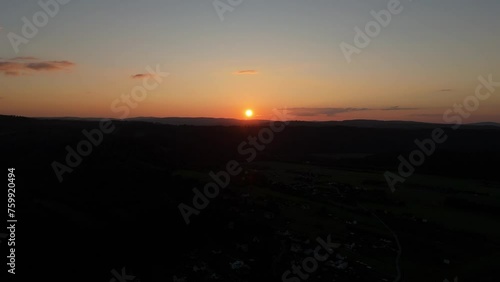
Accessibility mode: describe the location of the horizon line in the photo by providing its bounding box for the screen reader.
[2,114,500,126]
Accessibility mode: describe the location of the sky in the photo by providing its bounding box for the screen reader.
[0,0,499,122]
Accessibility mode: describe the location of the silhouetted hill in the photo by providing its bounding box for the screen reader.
[32,115,500,129]
[2,114,500,282]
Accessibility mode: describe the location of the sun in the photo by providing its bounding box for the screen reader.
[245,109,253,118]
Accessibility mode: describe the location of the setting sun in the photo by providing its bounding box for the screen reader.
[245,109,253,118]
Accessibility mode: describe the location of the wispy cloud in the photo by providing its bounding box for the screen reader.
[130,73,155,79]
[234,70,258,75]
[381,106,419,111]
[286,107,370,117]
[410,113,441,117]
[26,61,74,71]
[438,89,453,92]
[287,106,419,117]
[10,56,39,61]
[0,57,75,76]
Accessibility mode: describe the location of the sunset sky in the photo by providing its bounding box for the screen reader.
[1,0,499,122]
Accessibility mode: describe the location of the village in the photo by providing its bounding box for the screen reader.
[168,162,405,281]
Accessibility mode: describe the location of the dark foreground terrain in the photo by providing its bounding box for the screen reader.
[1,115,500,282]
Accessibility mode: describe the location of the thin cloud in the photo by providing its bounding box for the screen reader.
[286,107,370,117]
[410,113,441,117]
[10,56,39,61]
[438,89,453,92]
[26,61,74,70]
[235,70,258,75]
[130,73,155,79]
[287,106,420,117]
[0,57,75,76]
[381,106,419,111]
